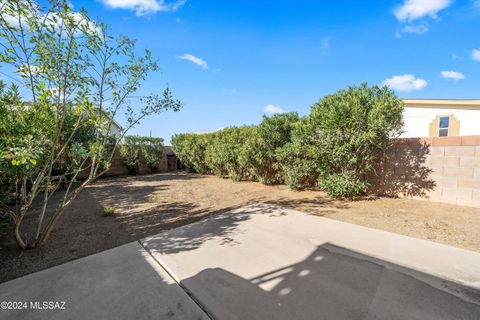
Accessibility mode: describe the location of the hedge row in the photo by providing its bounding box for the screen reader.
[120,136,165,174]
[172,84,404,198]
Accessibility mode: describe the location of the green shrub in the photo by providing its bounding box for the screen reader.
[103,207,115,216]
[317,173,368,199]
[250,112,299,184]
[204,131,229,177]
[171,83,404,198]
[142,138,165,171]
[173,126,257,181]
[276,139,319,190]
[171,133,210,174]
[120,136,142,174]
[204,126,256,181]
[120,136,164,174]
[310,83,404,198]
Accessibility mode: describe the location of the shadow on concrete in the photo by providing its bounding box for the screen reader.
[142,204,287,255]
[370,141,436,198]
[262,197,349,216]
[177,243,480,320]
[0,242,209,320]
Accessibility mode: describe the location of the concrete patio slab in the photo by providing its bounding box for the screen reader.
[0,242,209,320]
[142,204,480,320]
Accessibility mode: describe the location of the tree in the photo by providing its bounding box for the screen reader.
[0,0,182,249]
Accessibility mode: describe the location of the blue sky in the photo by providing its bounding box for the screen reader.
[8,1,480,143]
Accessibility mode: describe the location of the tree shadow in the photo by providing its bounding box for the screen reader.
[89,184,167,213]
[115,202,248,240]
[97,171,204,184]
[142,204,290,255]
[177,243,480,320]
[369,140,436,198]
[262,197,350,216]
[0,242,210,319]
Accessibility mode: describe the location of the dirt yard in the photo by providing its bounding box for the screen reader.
[1,172,480,283]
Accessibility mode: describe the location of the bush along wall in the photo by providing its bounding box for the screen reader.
[172,84,404,199]
[120,136,165,174]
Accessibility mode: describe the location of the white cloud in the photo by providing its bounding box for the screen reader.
[440,70,465,80]
[382,74,428,92]
[452,53,463,61]
[471,49,480,61]
[0,2,32,27]
[393,0,452,21]
[68,12,102,35]
[17,64,42,75]
[3,13,20,27]
[101,0,186,16]
[264,104,284,114]
[395,22,429,37]
[0,5,100,36]
[178,54,208,69]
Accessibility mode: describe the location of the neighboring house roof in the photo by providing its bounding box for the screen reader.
[108,116,123,131]
[403,99,480,109]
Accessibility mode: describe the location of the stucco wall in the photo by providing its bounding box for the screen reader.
[402,107,480,138]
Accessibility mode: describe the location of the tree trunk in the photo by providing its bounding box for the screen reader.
[14,219,27,250]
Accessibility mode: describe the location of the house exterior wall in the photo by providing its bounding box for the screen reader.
[109,123,123,139]
[401,106,480,138]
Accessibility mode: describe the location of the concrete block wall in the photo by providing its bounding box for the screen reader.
[373,136,480,208]
[78,147,172,179]
[104,148,170,177]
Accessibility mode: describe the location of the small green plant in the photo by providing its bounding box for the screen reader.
[103,207,115,216]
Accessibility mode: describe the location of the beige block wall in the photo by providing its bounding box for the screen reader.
[373,136,480,208]
[95,147,173,178]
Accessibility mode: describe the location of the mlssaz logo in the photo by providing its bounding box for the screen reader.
[30,301,66,310]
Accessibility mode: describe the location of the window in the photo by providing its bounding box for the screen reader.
[438,116,449,137]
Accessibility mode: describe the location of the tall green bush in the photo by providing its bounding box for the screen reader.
[172,127,257,181]
[204,126,257,181]
[311,84,404,197]
[120,136,165,174]
[172,84,404,198]
[251,112,300,184]
[171,133,210,173]
[276,138,320,190]
[143,138,165,171]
